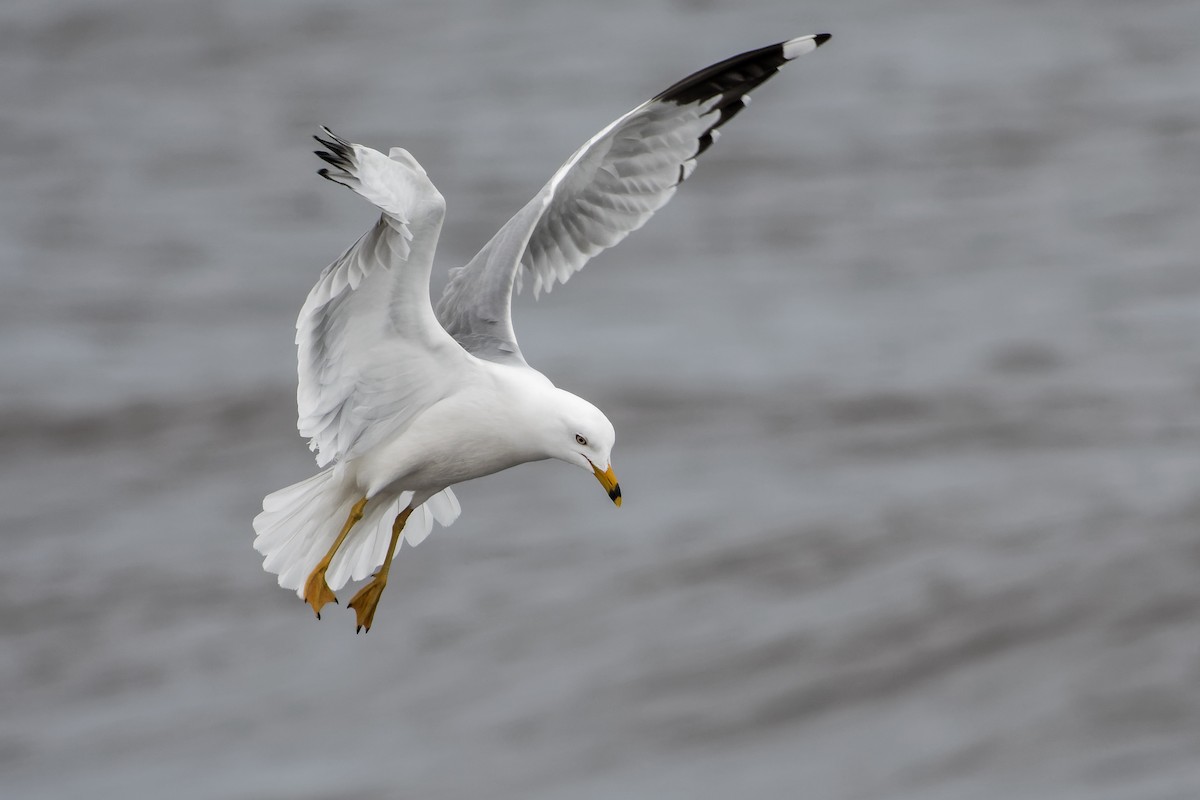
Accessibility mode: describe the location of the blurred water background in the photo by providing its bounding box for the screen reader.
[3,1,1200,797]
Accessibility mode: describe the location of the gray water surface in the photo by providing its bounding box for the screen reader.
[3,1,1200,798]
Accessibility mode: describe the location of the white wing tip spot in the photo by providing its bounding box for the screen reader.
[783,33,831,60]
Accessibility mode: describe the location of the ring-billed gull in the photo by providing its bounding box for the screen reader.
[253,34,831,631]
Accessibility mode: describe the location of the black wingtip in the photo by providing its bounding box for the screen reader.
[814,33,832,47]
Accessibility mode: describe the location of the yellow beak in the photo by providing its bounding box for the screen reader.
[592,462,622,507]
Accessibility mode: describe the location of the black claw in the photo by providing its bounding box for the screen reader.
[316,612,321,620]
[333,598,339,605]
[356,626,362,634]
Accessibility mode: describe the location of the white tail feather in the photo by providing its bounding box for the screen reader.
[253,469,461,597]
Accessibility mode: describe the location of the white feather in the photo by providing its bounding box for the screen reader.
[254,473,461,596]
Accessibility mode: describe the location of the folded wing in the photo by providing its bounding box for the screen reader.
[435,34,830,366]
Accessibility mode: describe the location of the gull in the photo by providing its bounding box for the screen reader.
[253,34,831,631]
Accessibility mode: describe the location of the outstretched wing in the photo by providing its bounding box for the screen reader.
[434,34,830,366]
[298,128,473,467]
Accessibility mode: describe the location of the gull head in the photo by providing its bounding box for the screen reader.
[545,389,621,507]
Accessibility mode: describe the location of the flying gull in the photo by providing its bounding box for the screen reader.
[253,34,831,631]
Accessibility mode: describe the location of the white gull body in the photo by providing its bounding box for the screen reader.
[253,34,831,602]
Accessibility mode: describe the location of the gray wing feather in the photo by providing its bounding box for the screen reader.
[434,197,546,365]
[434,35,830,366]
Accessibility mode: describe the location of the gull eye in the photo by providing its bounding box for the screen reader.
[575,434,588,446]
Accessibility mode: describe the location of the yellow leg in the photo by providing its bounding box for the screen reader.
[303,496,368,619]
[347,506,412,633]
